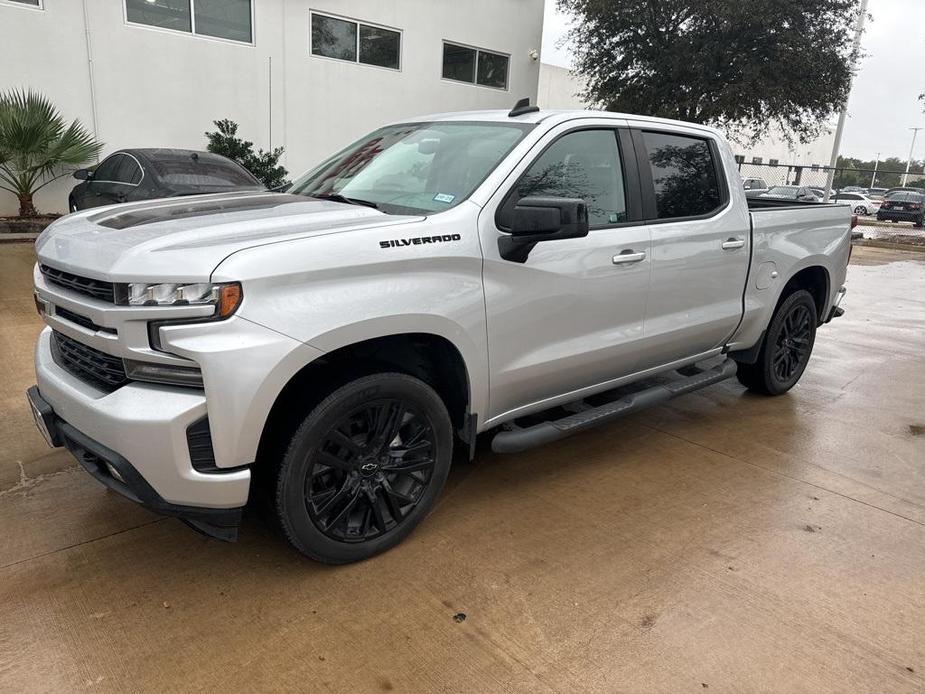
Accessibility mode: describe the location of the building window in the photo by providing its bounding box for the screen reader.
[751,156,763,165]
[3,0,42,7]
[769,158,779,166]
[125,0,253,43]
[442,42,509,90]
[310,12,401,70]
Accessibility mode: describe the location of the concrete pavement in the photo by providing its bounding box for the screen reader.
[1,243,923,692]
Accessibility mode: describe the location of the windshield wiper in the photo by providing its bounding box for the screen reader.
[310,193,379,209]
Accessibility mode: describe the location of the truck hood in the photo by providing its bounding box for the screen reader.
[36,192,422,281]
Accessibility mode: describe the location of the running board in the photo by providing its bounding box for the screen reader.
[491,359,738,454]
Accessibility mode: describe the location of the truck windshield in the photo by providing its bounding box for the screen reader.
[289,121,533,215]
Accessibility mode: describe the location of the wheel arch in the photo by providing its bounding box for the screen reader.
[778,264,830,323]
[254,332,476,484]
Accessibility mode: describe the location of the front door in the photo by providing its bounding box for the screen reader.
[480,123,652,423]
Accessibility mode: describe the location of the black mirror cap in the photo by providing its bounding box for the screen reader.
[73,168,92,181]
[510,197,589,237]
[500,197,589,263]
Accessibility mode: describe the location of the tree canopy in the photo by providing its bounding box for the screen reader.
[205,119,289,190]
[559,0,862,144]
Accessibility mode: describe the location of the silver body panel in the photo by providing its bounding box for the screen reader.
[32,109,851,508]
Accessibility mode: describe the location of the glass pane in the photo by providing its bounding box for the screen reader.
[515,130,627,227]
[113,155,141,184]
[442,44,475,83]
[359,24,400,69]
[194,0,251,42]
[476,51,508,89]
[148,153,260,187]
[311,14,357,61]
[126,0,191,33]
[9,0,41,5]
[289,122,532,215]
[92,155,124,182]
[642,132,721,219]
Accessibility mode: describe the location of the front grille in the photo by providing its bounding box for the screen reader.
[55,307,116,335]
[51,331,128,392]
[40,265,116,303]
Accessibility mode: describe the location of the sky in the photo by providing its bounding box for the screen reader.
[541,0,925,162]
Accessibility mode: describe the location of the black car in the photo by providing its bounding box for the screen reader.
[876,191,925,227]
[69,149,264,211]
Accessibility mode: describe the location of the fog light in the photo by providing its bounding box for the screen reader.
[124,359,204,388]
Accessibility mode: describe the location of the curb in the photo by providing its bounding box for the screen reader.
[855,239,925,254]
[0,233,39,244]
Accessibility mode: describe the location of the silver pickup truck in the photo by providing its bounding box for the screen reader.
[28,104,852,563]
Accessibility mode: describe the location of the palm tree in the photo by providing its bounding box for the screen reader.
[0,89,103,217]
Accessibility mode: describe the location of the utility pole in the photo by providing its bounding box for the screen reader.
[870,152,880,188]
[901,128,923,186]
[823,0,868,202]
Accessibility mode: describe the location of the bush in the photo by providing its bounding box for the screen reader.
[205,119,289,189]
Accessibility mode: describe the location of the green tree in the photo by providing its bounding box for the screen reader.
[559,0,862,144]
[204,119,289,189]
[0,89,102,217]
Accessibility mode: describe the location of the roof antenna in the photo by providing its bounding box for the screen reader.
[508,97,540,118]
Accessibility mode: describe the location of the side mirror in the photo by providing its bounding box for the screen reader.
[73,168,92,181]
[499,197,589,263]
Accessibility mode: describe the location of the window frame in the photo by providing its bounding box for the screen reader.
[90,153,145,187]
[630,128,730,225]
[309,10,402,72]
[442,41,510,91]
[495,126,644,233]
[123,0,255,47]
[0,0,43,9]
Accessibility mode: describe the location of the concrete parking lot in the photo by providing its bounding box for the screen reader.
[1,242,924,693]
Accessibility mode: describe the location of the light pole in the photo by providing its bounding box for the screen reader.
[823,0,868,202]
[901,128,923,186]
[870,152,880,189]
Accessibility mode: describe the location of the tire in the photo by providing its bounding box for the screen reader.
[915,217,924,229]
[735,289,817,396]
[853,205,865,215]
[69,197,79,213]
[274,373,453,564]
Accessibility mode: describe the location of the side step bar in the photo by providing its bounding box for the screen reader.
[491,359,738,454]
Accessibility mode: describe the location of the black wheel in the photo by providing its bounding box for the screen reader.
[274,373,452,564]
[736,289,817,395]
[915,217,924,228]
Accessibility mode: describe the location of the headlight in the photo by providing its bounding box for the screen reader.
[124,281,242,318]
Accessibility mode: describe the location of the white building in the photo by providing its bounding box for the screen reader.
[0,0,545,215]
[536,62,836,178]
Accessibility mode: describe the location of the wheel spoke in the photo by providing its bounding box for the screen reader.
[383,458,434,474]
[324,489,361,531]
[328,429,363,457]
[315,479,354,516]
[314,449,353,471]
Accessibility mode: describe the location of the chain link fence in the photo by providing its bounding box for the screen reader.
[736,161,925,247]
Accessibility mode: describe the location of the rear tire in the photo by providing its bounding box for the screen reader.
[735,290,817,396]
[274,373,453,564]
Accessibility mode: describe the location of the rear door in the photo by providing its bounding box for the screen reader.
[480,120,651,422]
[631,127,751,369]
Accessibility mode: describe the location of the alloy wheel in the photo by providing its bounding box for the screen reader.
[771,303,813,382]
[304,398,437,543]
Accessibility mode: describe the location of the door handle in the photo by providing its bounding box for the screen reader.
[612,250,647,265]
[722,238,746,250]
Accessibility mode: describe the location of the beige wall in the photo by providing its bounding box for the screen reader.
[0,0,544,215]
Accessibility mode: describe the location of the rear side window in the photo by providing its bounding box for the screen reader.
[641,132,721,219]
[506,129,627,227]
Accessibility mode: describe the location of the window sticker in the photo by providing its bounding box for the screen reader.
[433,193,456,204]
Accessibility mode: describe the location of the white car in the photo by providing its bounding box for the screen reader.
[833,191,881,215]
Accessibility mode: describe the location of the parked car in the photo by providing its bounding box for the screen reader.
[742,177,769,198]
[876,191,925,227]
[29,105,852,563]
[69,149,264,211]
[867,187,887,200]
[760,185,821,202]
[883,186,925,200]
[840,186,866,193]
[832,191,881,215]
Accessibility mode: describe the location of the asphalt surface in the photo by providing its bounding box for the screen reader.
[1,243,924,692]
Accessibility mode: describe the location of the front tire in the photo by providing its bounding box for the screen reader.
[735,289,817,395]
[274,373,453,564]
[853,205,866,215]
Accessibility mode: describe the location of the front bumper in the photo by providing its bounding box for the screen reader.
[33,328,250,536]
[28,386,242,540]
